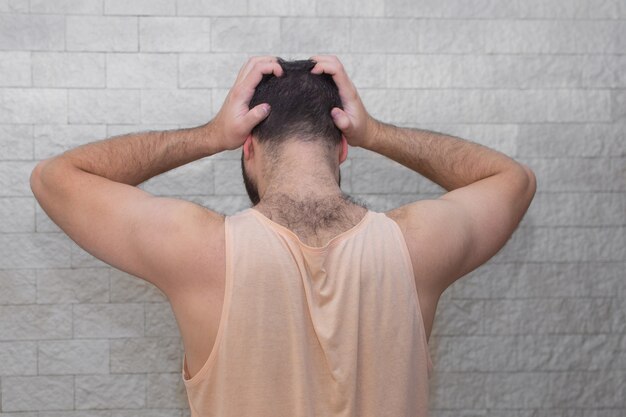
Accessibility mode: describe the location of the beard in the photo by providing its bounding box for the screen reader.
[240,151,342,207]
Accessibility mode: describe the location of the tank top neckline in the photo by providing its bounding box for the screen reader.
[247,207,375,252]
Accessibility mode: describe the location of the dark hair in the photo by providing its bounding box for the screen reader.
[249,58,343,157]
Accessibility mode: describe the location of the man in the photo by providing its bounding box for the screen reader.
[30,55,536,416]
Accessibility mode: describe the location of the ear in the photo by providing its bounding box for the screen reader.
[338,135,348,164]
[243,134,254,160]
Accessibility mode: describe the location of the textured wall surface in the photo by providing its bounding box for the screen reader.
[1,0,625,416]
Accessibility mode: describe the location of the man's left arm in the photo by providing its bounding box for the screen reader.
[30,56,282,298]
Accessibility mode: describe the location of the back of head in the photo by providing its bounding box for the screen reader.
[249,58,343,159]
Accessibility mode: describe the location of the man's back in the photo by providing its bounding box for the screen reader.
[179,206,432,417]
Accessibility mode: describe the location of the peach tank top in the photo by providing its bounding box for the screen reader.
[182,207,433,417]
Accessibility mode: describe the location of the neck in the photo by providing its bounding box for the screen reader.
[260,169,343,203]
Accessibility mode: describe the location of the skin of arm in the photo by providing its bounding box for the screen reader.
[310,54,537,304]
[29,56,283,297]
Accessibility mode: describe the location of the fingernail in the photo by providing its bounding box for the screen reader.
[263,104,271,114]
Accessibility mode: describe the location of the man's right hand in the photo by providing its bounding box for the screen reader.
[310,55,378,148]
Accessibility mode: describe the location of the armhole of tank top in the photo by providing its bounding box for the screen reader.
[182,214,235,388]
[386,214,434,378]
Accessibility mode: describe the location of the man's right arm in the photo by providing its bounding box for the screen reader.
[362,119,536,297]
[310,55,537,300]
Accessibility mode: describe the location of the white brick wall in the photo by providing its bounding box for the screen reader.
[0,1,625,415]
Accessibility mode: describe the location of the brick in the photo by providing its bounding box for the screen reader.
[316,0,383,16]
[106,53,177,88]
[521,192,626,227]
[2,375,74,411]
[176,0,247,15]
[30,0,103,14]
[138,157,214,196]
[211,17,280,52]
[0,197,35,233]
[34,124,107,160]
[33,52,105,88]
[431,299,483,336]
[249,0,315,15]
[351,18,418,53]
[452,262,624,300]
[385,0,626,19]
[517,124,626,157]
[495,226,626,262]
[179,53,247,88]
[139,17,211,52]
[105,0,175,15]
[75,374,146,409]
[0,14,64,51]
[0,305,72,339]
[434,335,518,372]
[402,54,585,89]
[67,16,138,52]
[483,298,614,335]
[485,372,550,409]
[0,232,71,268]
[514,334,619,372]
[430,371,487,409]
[37,268,110,304]
[520,157,624,192]
[146,372,185,408]
[281,18,350,53]
[0,89,67,124]
[112,409,182,417]
[110,337,182,372]
[211,88,229,115]
[541,371,625,409]
[141,89,212,125]
[214,159,246,195]
[73,303,144,338]
[0,341,37,376]
[485,20,626,54]
[68,89,141,124]
[384,89,611,124]
[0,267,36,305]
[0,125,32,160]
[582,55,626,88]
[106,124,179,137]
[417,19,484,54]
[358,89,391,123]
[39,339,109,375]
[611,89,626,122]
[40,412,111,417]
[110,268,167,302]
[0,51,31,86]
[351,156,421,193]
[343,54,386,89]
[0,0,29,12]
[144,302,178,337]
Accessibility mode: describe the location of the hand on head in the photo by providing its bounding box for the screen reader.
[211,56,283,151]
[211,54,374,152]
[310,55,374,148]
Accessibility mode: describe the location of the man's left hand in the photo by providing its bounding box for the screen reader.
[210,56,283,151]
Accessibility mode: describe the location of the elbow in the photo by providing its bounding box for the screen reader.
[30,161,46,197]
[517,163,537,205]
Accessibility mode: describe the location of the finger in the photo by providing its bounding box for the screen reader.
[330,107,351,132]
[309,59,358,104]
[241,103,271,132]
[236,56,281,84]
[237,61,283,100]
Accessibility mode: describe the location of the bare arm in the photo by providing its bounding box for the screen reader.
[311,55,537,301]
[29,56,283,298]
